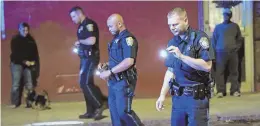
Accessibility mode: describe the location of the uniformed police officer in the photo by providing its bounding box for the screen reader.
[156,8,214,126]
[99,14,144,126]
[69,6,107,120]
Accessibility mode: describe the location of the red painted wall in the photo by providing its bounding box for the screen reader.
[1,1,198,104]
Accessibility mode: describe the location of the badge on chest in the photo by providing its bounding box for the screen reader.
[186,45,191,51]
[78,26,83,33]
[114,39,119,43]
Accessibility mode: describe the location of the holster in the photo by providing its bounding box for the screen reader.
[169,79,182,96]
[78,48,95,59]
[109,67,137,82]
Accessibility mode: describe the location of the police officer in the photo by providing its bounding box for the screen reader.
[69,6,107,120]
[212,8,243,98]
[156,8,214,126]
[99,14,144,126]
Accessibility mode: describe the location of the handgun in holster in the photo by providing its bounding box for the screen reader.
[124,68,137,96]
[205,79,215,99]
[169,78,183,96]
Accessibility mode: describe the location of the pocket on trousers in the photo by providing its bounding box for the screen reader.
[113,80,127,91]
[190,97,209,110]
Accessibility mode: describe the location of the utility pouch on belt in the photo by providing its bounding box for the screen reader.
[78,48,94,58]
[193,84,206,100]
[125,67,137,80]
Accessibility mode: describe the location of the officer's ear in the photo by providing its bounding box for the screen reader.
[118,22,122,28]
[184,18,188,25]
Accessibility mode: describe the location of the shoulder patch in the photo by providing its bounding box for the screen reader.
[199,37,209,49]
[86,24,94,32]
[126,37,134,46]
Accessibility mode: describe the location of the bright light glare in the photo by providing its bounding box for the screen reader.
[160,50,168,58]
[73,48,78,54]
[95,70,101,75]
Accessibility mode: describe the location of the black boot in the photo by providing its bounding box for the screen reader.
[79,113,94,119]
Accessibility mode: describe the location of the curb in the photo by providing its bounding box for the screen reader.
[88,114,260,126]
[216,114,260,122]
[25,114,260,126]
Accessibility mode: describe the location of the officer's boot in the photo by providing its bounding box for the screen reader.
[93,104,107,121]
[127,110,145,126]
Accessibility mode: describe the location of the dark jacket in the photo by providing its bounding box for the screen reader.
[10,34,40,78]
[211,21,243,52]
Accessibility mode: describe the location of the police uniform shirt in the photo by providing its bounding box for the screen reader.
[77,17,99,51]
[165,27,214,86]
[108,30,138,68]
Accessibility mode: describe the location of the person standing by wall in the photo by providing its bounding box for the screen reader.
[212,8,243,98]
[10,22,40,108]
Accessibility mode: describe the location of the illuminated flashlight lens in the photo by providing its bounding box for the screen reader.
[160,50,168,58]
[96,71,101,75]
[73,48,78,53]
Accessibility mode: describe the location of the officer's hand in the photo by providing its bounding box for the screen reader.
[99,70,111,81]
[74,41,80,47]
[156,95,165,111]
[98,63,107,70]
[166,46,182,59]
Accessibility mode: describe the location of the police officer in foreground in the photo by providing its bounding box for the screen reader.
[69,6,107,120]
[156,8,214,126]
[99,14,144,126]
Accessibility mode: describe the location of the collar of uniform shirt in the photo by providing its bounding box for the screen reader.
[119,29,127,36]
[80,17,87,24]
[176,26,191,43]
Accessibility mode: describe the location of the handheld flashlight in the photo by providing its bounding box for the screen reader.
[160,49,168,58]
[95,70,101,76]
[73,47,78,54]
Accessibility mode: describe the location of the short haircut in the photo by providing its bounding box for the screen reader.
[167,7,187,20]
[69,6,84,14]
[18,22,30,30]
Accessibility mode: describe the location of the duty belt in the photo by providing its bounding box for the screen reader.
[78,49,92,57]
[109,72,125,81]
[170,80,210,100]
[109,68,137,82]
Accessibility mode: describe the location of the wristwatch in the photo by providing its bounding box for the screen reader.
[109,68,114,75]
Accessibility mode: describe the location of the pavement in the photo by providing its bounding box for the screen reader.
[1,93,260,126]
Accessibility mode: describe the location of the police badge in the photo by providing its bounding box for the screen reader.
[78,26,83,33]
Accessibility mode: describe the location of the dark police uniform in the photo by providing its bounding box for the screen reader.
[107,29,143,126]
[165,27,214,126]
[77,17,106,117]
